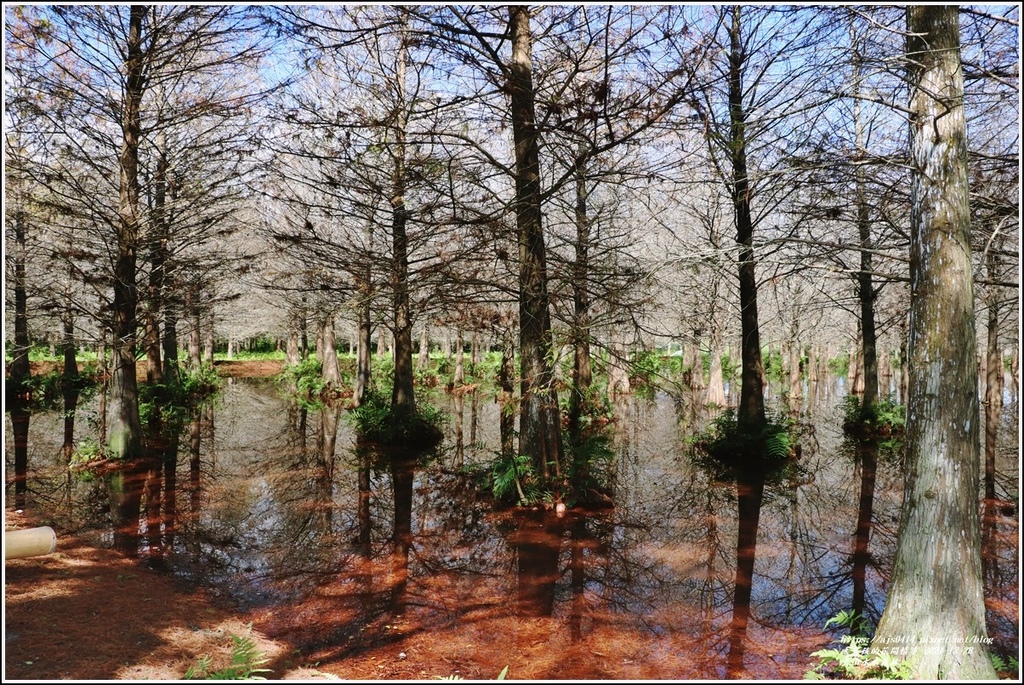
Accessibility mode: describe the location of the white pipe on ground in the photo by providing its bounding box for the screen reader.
[4,526,57,560]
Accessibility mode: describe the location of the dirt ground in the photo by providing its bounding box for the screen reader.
[3,508,339,682]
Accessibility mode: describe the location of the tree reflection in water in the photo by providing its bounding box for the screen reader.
[726,470,766,678]
[7,379,1018,679]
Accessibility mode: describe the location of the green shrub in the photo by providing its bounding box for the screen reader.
[27,344,57,362]
[140,364,222,426]
[690,408,797,481]
[11,365,101,413]
[276,356,325,406]
[347,390,445,452]
[828,353,850,377]
[69,439,105,482]
[763,348,785,384]
[629,349,662,387]
[371,355,396,392]
[805,610,912,680]
[563,392,617,505]
[842,394,905,442]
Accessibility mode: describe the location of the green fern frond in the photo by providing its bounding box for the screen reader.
[183,630,271,680]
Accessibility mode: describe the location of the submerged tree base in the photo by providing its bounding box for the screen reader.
[841,395,906,443]
[349,391,445,461]
[690,408,801,482]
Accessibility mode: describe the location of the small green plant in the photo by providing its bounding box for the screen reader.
[434,665,508,680]
[68,439,108,482]
[491,453,546,506]
[989,653,1020,680]
[562,392,617,506]
[805,610,912,680]
[184,630,271,680]
[825,609,870,636]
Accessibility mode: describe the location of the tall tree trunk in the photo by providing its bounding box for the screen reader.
[851,35,878,412]
[898,335,909,404]
[687,340,705,392]
[878,348,891,397]
[9,206,32,509]
[97,334,108,451]
[299,296,309,360]
[453,329,465,386]
[1010,345,1018,404]
[417,325,430,372]
[162,307,179,384]
[61,290,80,504]
[107,5,147,555]
[854,178,877,407]
[144,131,171,386]
[202,312,214,365]
[727,5,766,431]
[453,391,465,466]
[872,8,996,679]
[807,345,819,387]
[314,321,325,363]
[188,303,202,371]
[470,330,480,377]
[498,329,516,461]
[508,5,563,484]
[354,301,373,407]
[786,310,802,411]
[706,323,726,408]
[108,3,145,464]
[983,243,1003,501]
[568,159,593,443]
[848,332,863,395]
[286,328,300,367]
[390,14,416,415]
[606,339,632,403]
[321,315,342,389]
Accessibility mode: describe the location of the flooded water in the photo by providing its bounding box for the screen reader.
[7,377,1020,679]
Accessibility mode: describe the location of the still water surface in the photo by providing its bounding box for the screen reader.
[10,377,1020,679]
